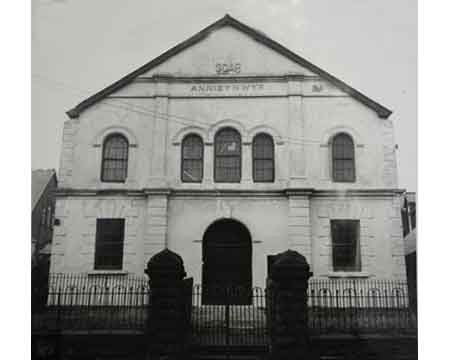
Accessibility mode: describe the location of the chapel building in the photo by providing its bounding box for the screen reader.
[50,15,406,296]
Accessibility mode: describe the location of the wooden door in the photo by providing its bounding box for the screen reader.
[202,219,252,305]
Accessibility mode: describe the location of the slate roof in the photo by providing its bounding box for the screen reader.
[67,14,392,119]
[32,169,56,210]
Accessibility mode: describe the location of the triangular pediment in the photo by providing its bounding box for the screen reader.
[67,15,391,119]
[142,25,315,77]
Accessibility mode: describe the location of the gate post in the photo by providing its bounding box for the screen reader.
[144,249,192,360]
[267,250,313,360]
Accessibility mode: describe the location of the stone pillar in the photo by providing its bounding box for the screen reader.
[267,250,312,360]
[145,249,192,360]
[287,193,313,264]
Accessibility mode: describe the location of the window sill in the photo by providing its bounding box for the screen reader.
[327,271,370,278]
[87,270,129,276]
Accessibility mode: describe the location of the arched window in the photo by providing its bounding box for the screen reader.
[332,133,355,182]
[252,133,274,182]
[214,128,241,183]
[101,134,129,182]
[181,134,203,183]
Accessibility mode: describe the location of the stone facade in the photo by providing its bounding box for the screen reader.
[50,16,406,286]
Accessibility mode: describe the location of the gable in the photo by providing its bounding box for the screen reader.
[143,25,315,77]
[67,15,391,119]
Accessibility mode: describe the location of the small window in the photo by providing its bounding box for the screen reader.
[94,219,125,270]
[214,128,241,183]
[101,134,129,183]
[181,134,203,182]
[331,220,361,272]
[253,133,274,182]
[332,133,355,182]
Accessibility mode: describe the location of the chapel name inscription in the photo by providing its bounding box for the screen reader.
[190,83,265,94]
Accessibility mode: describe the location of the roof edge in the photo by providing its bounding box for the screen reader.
[66,14,392,119]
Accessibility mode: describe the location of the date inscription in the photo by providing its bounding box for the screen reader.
[216,62,241,75]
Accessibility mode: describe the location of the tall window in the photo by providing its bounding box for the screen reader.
[181,134,203,182]
[101,134,129,183]
[253,133,275,182]
[332,133,355,182]
[94,219,125,270]
[330,220,361,272]
[214,128,241,183]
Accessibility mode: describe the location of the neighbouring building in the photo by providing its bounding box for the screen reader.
[32,169,57,307]
[401,192,417,311]
[32,169,57,267]
[50,15,406,300]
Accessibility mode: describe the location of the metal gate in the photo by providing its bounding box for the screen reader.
[191,285,268,347]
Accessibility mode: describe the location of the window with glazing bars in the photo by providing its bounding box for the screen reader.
[332,133,355,182]
[101,134,128,182]
[253,133,274,182]
[181,134,203,182]
[331,220,361,272]
[214,128,241,182]
[94,219,125,270]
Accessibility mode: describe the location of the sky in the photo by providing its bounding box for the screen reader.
[31,0,417,191]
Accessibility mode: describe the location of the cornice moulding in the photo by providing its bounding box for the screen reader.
[55,187,405,198]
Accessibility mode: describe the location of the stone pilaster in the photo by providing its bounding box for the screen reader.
[242,141,252,184]
[287,194,312,264]
[149,81,169,187]
[144,194,169,260]
[58,118,80,187]
[390,195,407,279]
[287,78,306,187]
[49,198,70,274]
[203,142,214,185]
[382,118,398,187]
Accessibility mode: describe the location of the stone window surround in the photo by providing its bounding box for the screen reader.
[315,198,375,278]
[324,217,372,277]
[181,133,204,183]
[100,134,129,183]
[172,120,284,185]
[79,198,141,274]
[88,123,368,187]
[330,219,361,272]
[91,126,139,186]
[320,126,364,183]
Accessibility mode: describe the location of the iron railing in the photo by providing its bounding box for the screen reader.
[32,273,149,332]
[32,275,417,336]
[308,279,417,334]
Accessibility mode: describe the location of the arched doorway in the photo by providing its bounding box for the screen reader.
[202,219,252,305]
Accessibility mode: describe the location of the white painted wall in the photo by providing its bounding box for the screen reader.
[59,92,396,190]
[50,196,147,274]
[167,196,289,288]
[52,23,405,283]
